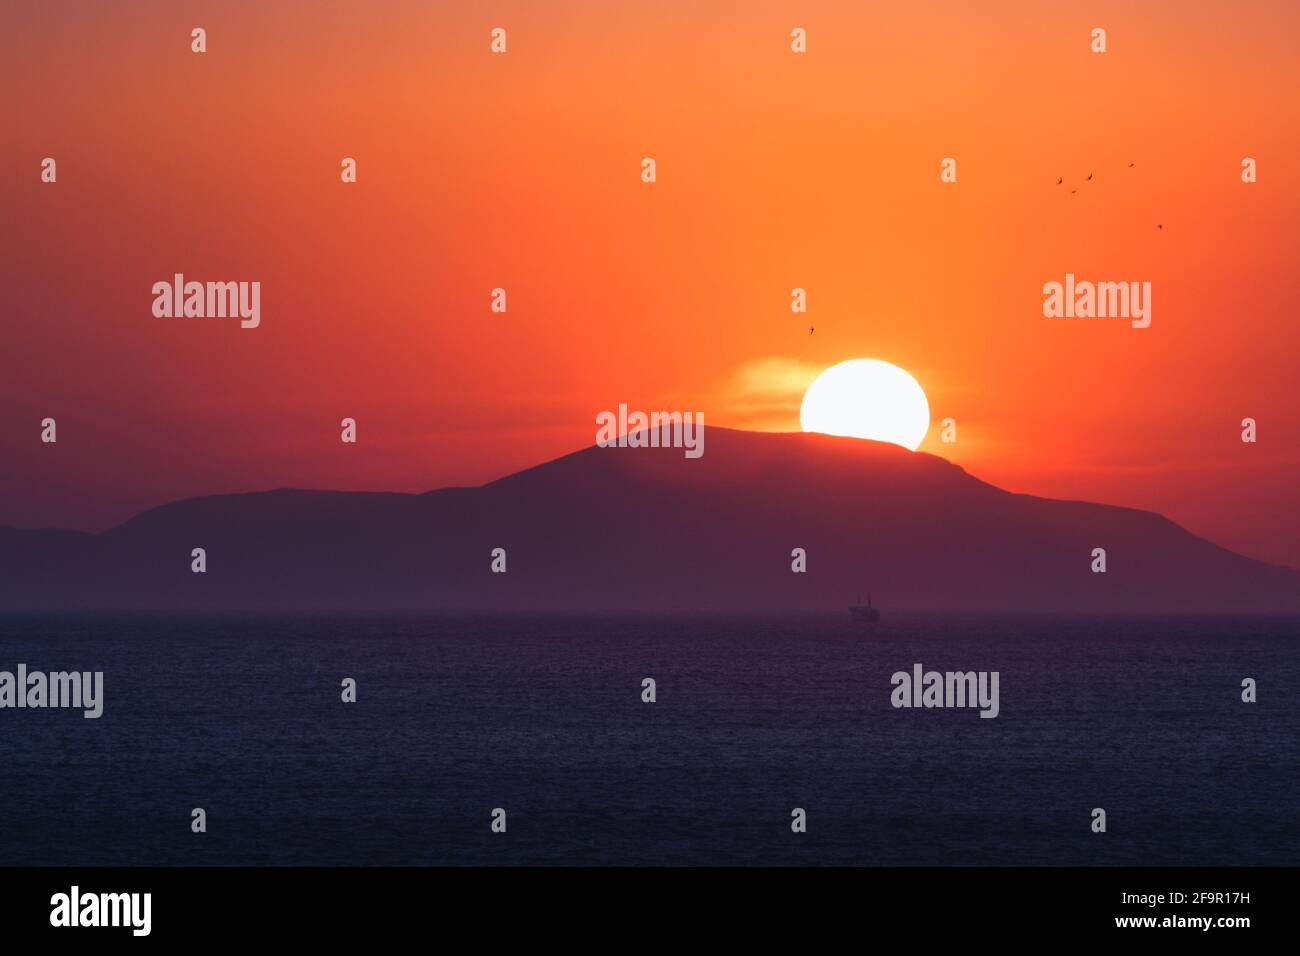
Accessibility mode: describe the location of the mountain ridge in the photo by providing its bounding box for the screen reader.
[1,428,1295,613]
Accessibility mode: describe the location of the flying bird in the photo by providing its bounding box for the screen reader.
[1157,224,1163,230]
[1056,177,1063,185]
[809,326,815,335]
[1128,162,1135,168]
[1086,173,1094,181]
[1071,189,1077,194]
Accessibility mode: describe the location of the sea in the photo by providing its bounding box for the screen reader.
[0,613,1295,866]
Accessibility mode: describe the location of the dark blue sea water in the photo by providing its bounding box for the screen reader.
[0,614,1295,866]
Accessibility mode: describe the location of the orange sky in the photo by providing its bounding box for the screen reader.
[3,0,1298,568]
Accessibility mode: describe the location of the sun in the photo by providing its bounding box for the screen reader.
[800,359,930,450]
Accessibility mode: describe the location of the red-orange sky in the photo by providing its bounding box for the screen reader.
[3,0,1298,568]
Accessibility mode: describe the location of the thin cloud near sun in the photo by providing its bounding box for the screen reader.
[714,357,826,432]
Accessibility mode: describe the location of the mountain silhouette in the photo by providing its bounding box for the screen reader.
[1,428,1295,612]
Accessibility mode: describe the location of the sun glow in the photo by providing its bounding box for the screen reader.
[799,359,930,451]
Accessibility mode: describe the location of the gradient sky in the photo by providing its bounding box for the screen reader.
[3,0,1298,568]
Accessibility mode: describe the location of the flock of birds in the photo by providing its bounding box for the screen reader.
[1058,161,1162,230]
[805,161,1160,337]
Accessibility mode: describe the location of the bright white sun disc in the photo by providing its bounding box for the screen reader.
[799,359,930,451]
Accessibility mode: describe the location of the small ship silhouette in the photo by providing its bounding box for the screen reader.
[848,595,881,623]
